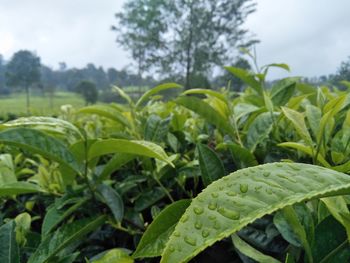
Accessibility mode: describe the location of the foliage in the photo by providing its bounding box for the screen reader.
[2,59,350,263]
[75,80,98,105]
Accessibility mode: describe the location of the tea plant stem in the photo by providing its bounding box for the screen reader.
[153,175,174,203]
[83,135,97,200]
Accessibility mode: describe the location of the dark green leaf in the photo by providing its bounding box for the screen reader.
[197,144,225,186]
[134,200,191,258]
[0,128,81,174]
[0,220,20,263]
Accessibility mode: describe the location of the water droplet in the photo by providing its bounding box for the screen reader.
[276,173,297,183]
[173,231,181,237]
[184,236,197,246]
[180,214,189,223]
[227,183,233,187]
[217,207,240,220]
[194,206,204,215]
[213,220,221,230]
[265,189,273,195]
[276,163,283,167]
[209,215,216,220]
[169,245,175,252]
[226,191,237,197]
[223,177,229,181]
[208,202,217,210]
[263,172,270,177]
[219,186,224,190]
[202,229,210,238]
[195,221,203,230]
[211,192,219,198]
[254,185,262,192]
[240,184,248,193]
[289,164,300,171]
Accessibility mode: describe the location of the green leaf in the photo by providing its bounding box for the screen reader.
[0,221,20,263]
[231,234,281,263]
[281,206,313,263]
[136,83,182,109]
[321,196,350,240]
[161,163,350,263]
[88,139,173,167]
[112,85,134,106]
[175,96,235,137]
[91,248,133,263]
[135,187,165,212]
[98,153,136,182]
[144,115,170,143]
[305,105,321,139]
[0,116,83,140]
[28,215,106,263]
[278,142,330,167]
[225,66,262,94]
[262,63,290,73]
[182,89,227,103]
[312,216,350,263]
[41,197,89,236]
[77,105,131,128]
[246,112,275,151]
[0,154,17,185]
[133,200,191,258]
[97,184,124,223]
[0,182,43,196]
[282,107,312,145]
[0,128,81,174]
[223,142,258,168]
[270,77,298,106]
[197,144,225,186]
[15,212,31,247]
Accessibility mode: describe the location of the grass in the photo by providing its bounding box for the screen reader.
[0,91,85,117]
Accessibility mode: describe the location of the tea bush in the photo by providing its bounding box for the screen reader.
[0,63,350,263]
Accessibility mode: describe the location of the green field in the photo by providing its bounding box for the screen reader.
[0,92,85,116]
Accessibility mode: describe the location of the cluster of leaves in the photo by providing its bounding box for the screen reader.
[1,60,350,263]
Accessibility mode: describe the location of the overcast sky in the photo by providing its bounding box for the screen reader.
[1,0,349,79]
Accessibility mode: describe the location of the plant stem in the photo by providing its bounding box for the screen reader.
[153,174,174,203]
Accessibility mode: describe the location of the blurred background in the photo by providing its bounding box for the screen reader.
[0,0,349,116]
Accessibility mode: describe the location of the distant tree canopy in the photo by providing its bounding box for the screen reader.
[75,80,98,105]
[5,50,41,113]
[113,0,258,89]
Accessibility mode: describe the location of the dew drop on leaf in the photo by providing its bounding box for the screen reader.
[169,245,175,252]
[202,229,210,238]
[226,191,237,197]
[194,206,204,215]
[240,184,248,193]
[208,202,217,210]
[184,235,197,246]
[209,215,216,220]
[195,221,203,230]
[263,172,270,177]
[211,192,219,198]
[217,207,240,220]
[180,214,189,223]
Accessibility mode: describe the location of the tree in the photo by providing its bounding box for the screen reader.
[0,54,7,95]
[112,0,166,81]
[75,80,98,105]
[114,0,258,89]
[5,50,41,113]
